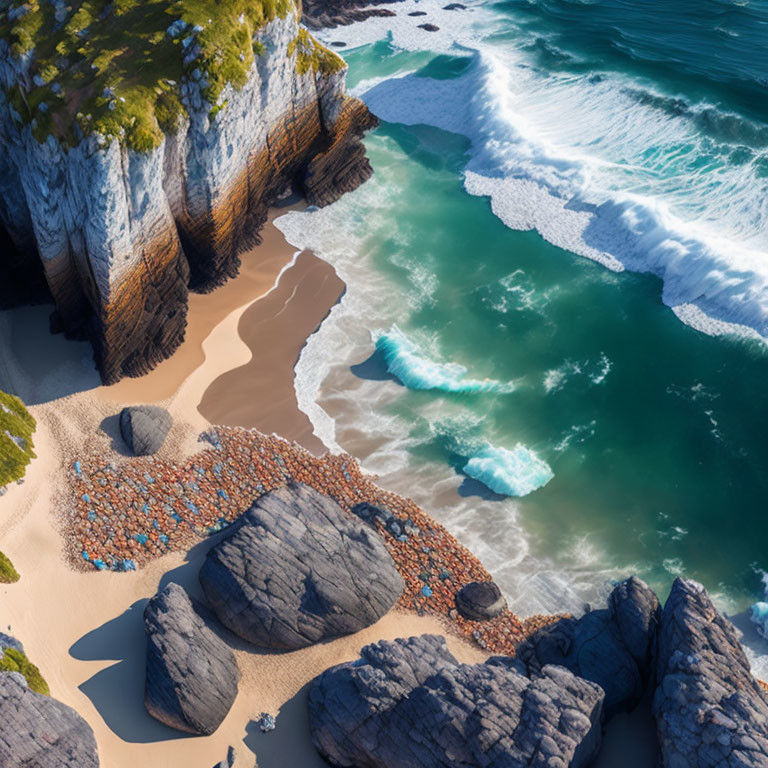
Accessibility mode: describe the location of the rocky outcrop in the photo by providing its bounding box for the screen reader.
[200,482,403,650]
[455,580,507,621]
[516,576,660,719]
[0,8,374,383]
[119,406,172,456]
[302,0,398,30]
[654,577,768,767]
[144,583,240,735]
[308,634,605,768]
[0,668,99,767]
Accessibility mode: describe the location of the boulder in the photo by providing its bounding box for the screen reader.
[119,405,172,456]
[200,483,403,650]
[654,577,768,767]
[0,670,99,767]
[308,634,604,768]
[455,581,507,621]
[516,576,660,718]
[418,23,440,31]
[144,582,240,735]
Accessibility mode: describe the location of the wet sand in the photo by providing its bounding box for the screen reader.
[198,251,344,455]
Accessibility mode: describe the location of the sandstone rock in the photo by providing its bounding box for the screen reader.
[200,482,403,650]
[0,669,99,767]
[119,406,172,456]
[455,580,507,621]
[144,582,240,735]
[654,577,768,767]
[516,576,660,718]
[308,634,604,768]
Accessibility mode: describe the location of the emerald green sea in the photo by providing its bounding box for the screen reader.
[278,0,768,665]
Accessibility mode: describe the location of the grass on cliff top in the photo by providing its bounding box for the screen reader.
[0,551,19,583]
[289,28,345,76]
[0,390,35,487]
[0,648,49,695]
[0,0,342,151]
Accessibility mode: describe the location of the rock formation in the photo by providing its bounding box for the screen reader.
[0,2,375,383]
[308,633,605,768]
[654,577,768,767]
[144,582,240,735]
[199,482,403,650]
[119,406,172,456]
[302,0,398,30]
[516,575,660,719]
[0,667,99,767]
[455,580,507,621]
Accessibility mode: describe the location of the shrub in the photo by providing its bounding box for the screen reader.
[0,552,20,584]
[0,391,36,487]
[0,648,50,695]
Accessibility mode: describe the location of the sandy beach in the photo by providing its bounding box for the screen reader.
[0,212,489,768]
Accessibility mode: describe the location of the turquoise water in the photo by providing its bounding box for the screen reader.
[282,0,768,624]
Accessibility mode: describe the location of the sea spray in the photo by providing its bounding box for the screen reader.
[375,326,515,394]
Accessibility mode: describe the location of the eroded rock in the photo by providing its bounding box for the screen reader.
[654,577,768,767]
[120,405,172,456]
[200,482,403,650]
[455,580,507,621]
[309,634,604,768]
[144,582,240,735]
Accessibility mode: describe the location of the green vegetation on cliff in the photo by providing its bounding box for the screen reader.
[0,0,305,151]
[0,647,49,695]
[0,390,35,487]
[289,29,346,76]
[0,551,19,583]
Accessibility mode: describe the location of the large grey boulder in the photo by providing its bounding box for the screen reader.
[654,577,768,767]
[119,405,172,456]
[200,483,404,650]
[144,582,240,735]
[0,670,99,767]
[517,575,660,719]
[308,634,604,768]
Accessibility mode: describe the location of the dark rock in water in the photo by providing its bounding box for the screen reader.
[331,40,347,46]
[200,482,404,650]
[0,670,99,767]
[408,10,427,14]
[443,2,467,8]
[419,22,440,31]
[302,0,397,30]
[119,405,172,456]
[309,634,604,768]
[455,580,507,621]
[516,576,660,719]
[144,582,240,735]
[654,577,768,767]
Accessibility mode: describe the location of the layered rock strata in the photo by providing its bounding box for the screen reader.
[199,482,404,650]
[308,634,605,768]
[0,11,374,383]
[144,583,240,736]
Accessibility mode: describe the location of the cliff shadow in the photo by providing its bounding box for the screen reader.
[0,304,101,405]
[242,682,328,768]
[67,532,235,743]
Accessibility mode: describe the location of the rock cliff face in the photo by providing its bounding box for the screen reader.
[0,6,374,382]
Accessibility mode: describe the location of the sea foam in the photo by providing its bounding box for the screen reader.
[375,326,514,394]
[464,443,554,497]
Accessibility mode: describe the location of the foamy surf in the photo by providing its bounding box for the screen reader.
[375,326,515,394]
[464,443,554,497]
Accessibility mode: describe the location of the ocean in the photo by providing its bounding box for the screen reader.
[277,0,768,667]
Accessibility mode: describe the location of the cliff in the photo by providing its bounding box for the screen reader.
[0,0,375,383]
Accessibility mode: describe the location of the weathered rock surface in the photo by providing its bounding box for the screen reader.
[517,576,660,719]
[302,0,398,29]
[119,406,172,456]
[308,634,604,768]
[144,582,240,735]
[200,482,403,650]
[0,10,374,383]
[654,577,768,767]
[0,669,99,767]
[455,580,507,621]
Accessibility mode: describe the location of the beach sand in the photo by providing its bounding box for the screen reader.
[0,213,489,767]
